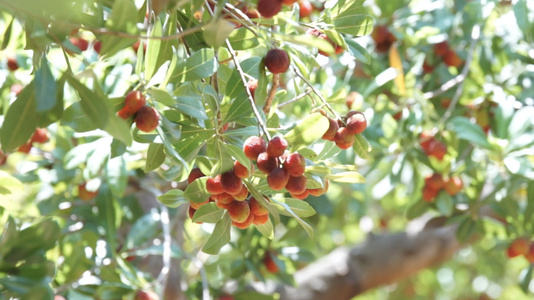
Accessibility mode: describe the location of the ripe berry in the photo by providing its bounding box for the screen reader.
[252,213,269,225]
[443,50,463,68]
[265,49,290,74]
[257,0,283,18]
[17,141,32,153]
[247,79,258,99]
[79,183,99,200]
[220,170,243,195]
[334,127,355,149]
[227,200,251,223]
[135,106,160,132]
[124,91,146,115]
[506,238,529,258]
[250,197,269,216]
[69,37,89,52]
[371,25,396,53]
[433,41,450,57]
[264,252,279,273]
[290,189,309,200]
[419,131,434,152]
[298,0,313,18]
[233,184,249,201]
[282,0,298,5]
[424,173,444,190]
[285,175,307,194]
[283,153,305,177]
[7,57,19,71]
[233,161,250,179]
[267,168,289,190]
[444,177,463,196]
[267,136,288,157]
[93,40,102,54]
[206,175,224,195]
[134,290,159,300]
[188,168,205,184]
[243,136,267,161]
[212,192,234,204]
[345,112,367,135]
[31,128,49,143]
[427,140,447,160]
[257,152,279,174]
[422,185,439,202]
[322,118,339,141]
[232,211,255,229]
[190,198,209,210]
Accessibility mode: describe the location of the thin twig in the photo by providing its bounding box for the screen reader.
[278,89,313,108]
[263,74,279,114]
[225,40,271,139]
[291,66,342,121]
[440,24,481,124]
[422,74,466,100]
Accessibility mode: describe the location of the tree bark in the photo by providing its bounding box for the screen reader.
[246,224,462,300]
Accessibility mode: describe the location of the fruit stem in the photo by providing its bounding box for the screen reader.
[278,89,313,108]
[262,74,279,114]
[291,65,342,121]
[225,40,271,139]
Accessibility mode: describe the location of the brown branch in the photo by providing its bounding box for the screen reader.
[263,74,279,114]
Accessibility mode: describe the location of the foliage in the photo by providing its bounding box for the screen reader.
[0,0,533,299]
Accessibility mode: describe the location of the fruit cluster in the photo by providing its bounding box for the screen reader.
[118,91,160,132]
[419,131,447,160]
[17,128,50,153]
[306,28,343,56]
[433,41,463,68]
[321,111,367,149]
[506,238,534,262]
[422,173,463,202]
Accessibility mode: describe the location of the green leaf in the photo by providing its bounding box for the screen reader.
[284,113,329,150]
[345,38,370,64]
[525,181,534,226]
[203,19,236,48]
[435,191,453,216]
[96,185,119,257]
[208,138,235,176]
[176,96,208,119]
[352,134,371,159]
[125,213,160,249]
[0,81,38,152]
[449,117,491,149]
[406,200,430,220]
[1,17,13,50]
[192,203,225,223]
[272,198,314,238]
[38,76,65,127]
[145,19,163,80]
[255,218,274,239]
[520,265,533,294]
[228,27,260,50]
[103,115,133,147]
[34,57,56,112]
[184,177,211,203]
[514,0,530,35]
[202,213,231,254]
[145,143,165,172]
[274,198,316,217]
[225,144,252,172]
[148,87,176,107]
[67,76,109,129]
[170,49,217,83]
[158,189,188,208]
[456,216,476,242]
[98,0,138,57]
[106,156,127,197]
[324,171,365,183]
[332,5,374,36]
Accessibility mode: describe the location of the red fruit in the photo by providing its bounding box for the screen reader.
[257,152,279,174]
[0,150,7,166]
[247,79,258,99]
[135,106,160,132]
[283,153,305,177]
[188,168,205,184]
[233,185,249,201]
[124,91,146,114]
[264,49,290,74]
[250,197,269,216]
[433,41,449,57]
[79,183,99,200]
[134,290,159,300]
[54,296,66,300]
[444,177,463,196]
[267,136,288,157]
[424,173,444,190]
[524,243,534,263]
[243,136,267,161]
[422,59,434,74]
[345,112,367,135]
[10,83,23,96]
[257,0,283,18]
[322,118,339,141]
[285,175,307,194]
[227,200,251,223]
[69,37,89,52]
[506,238,529,258]
[334,44,344,55]
[298,0,313,18]
[443,50,463,68]
[267,168,290,191]
[422,185,438,202]
[419,131,434,152]
[118,107,134,120]
[7,57,18,71]
[93,40,102,54]
[282,0,298,5]
[31,128,49,143]
[290,189,309,200]
[206,175,224,194]
[264,252,279,273]
[427,140,447,160]
[211,192,234,204]
[233,161,250,179]
[216,201,230,209]
[334,127,355,149]
[190,198,209,210]
[308,186,325,197]
[371,25,396,53]
[17,141,32,153]
[220,170,243,195]
[252,213,269,225]
[232,211,255,229]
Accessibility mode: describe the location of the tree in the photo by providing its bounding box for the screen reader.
[0,0,533,299]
